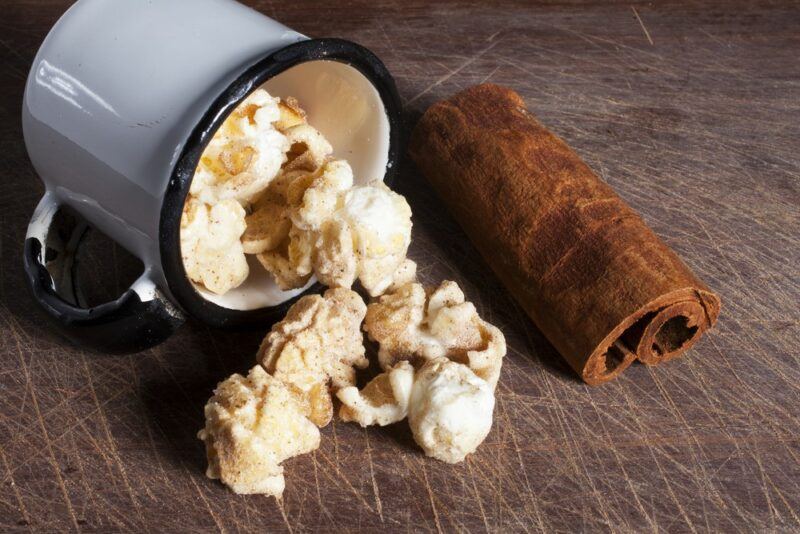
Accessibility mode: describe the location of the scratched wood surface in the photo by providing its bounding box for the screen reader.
[2,1,799,532]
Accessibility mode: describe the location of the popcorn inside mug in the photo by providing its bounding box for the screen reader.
[180,60,392,311]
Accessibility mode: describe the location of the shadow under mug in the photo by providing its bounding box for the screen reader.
[22,0,402,353]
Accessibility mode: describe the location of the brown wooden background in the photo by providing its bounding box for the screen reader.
[1,1,799,532]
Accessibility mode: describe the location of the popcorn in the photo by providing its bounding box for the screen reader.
[337,280,505,463]
[337,361,415,426]
[321,181,413,296]
[195,89,508,495]
[314,218,358,290]
[252,161,350,289]
[251,160,413,297]
[183,88,412,299]
[190,89,289,204]
[337,358,495,464]
[290,159,354,231]
[257,287,368,427]
[200,289,368,497]
[197,366,320,496]
[254,242,314,291]
[241,171,296,255]
[388,259,418,292]
[180,197,249,295]
[274,97,307,131]
[407,358,495,464]
[282,124,334,172]
[192,86,509,494]
[365,280,506,388]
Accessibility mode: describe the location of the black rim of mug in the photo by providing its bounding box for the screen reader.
[159,37,403,328]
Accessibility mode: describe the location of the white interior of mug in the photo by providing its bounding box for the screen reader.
[195,59,391,310]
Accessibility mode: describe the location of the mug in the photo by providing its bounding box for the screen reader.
[22,0,402,353]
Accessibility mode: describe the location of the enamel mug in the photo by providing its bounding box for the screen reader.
[22,0,401,353]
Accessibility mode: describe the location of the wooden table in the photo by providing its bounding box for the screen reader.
[1,1,798,531]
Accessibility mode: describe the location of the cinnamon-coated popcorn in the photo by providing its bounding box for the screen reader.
[241,171,297,255]
[282,123,333,172]
[365,280,506,387]
[274,97,307,131]
[337,361,415,426]
[190,89,289,204]
[322,182,413,296]
[197,366,320,496]
[337,357,496,464]
[180,197,249,295]
[387,259,418,292]
[252,160,413,297]
[290,159,354,231]
[253,161,352,289]
[255,243,314,291]
[183,88,412,299]
[257,287,368,427]
[337,281,504,463]
[407,358,495,464]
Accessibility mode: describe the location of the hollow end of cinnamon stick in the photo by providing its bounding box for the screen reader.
[409,83,721,385]
[582,288,720,385]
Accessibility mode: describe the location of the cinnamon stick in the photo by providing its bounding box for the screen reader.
[409,84,721,385]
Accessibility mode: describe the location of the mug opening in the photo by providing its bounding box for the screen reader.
[159,38,402,327]
[197,59,392,312]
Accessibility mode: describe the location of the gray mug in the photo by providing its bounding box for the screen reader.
[22,0,401,353]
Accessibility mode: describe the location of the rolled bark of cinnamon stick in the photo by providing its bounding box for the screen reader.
[409,84,721,385]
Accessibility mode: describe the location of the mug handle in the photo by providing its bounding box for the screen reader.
[23,192,185,354]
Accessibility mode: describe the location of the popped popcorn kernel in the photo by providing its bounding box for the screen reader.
[257,287,368,427]
[197,366,320,496]
[180,197,249,295]
[365,280,506,387]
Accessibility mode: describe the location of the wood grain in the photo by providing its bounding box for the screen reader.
[1,1,798,532]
